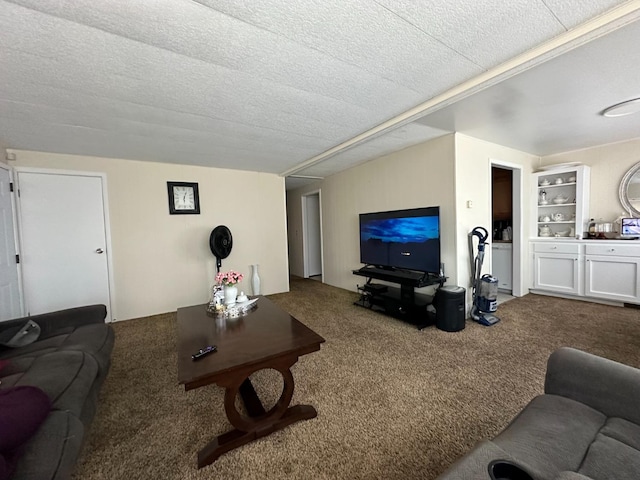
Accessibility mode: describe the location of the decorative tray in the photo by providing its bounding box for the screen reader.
[206,298,259,318]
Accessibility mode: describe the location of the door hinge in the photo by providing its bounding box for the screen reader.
[9,182,14,192]
[15,254,20,264]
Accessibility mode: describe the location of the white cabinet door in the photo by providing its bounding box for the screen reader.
[585,255,640,303]
[534,252,582,295]
[492,244,512,290]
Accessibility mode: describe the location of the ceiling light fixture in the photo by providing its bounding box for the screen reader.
[602,98,640,117]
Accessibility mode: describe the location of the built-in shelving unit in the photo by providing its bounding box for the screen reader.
[532,165,590,239]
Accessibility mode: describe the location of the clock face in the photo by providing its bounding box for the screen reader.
[167,182,200,214]
[173,186,195,210]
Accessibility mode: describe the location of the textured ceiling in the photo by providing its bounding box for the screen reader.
[0,0,638,189]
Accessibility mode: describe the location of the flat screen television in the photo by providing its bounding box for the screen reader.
[359,206,441,274]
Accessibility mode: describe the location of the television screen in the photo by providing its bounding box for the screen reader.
[359,206,440,274]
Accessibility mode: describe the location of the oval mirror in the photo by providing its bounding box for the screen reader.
[619,161,640,216]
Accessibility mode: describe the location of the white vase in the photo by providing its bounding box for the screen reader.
[224,285,238,305]
[251,264,261,295]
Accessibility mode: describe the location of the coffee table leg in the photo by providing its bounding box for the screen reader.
[197,358,318,468]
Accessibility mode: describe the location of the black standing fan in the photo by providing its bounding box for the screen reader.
[209,225,233,273]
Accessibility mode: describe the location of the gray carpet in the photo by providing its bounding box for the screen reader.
[73,278,640,479]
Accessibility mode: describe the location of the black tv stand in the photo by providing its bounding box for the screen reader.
[352,266,446,329]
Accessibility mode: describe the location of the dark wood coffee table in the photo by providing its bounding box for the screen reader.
[177,296,325,468]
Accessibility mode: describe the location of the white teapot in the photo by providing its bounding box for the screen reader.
[539,225,552,236]
[552,212,564,222]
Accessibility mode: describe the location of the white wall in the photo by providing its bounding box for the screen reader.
[541,137,640,223]
[10,150,289,321]
[288,134,457,292]
[454,134,538,297]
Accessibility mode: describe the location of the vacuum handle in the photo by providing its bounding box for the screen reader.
[471,226,489,243]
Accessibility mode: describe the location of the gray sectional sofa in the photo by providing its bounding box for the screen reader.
[437,347,640,480]
[0,305,114,480]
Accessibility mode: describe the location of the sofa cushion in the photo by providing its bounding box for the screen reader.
[578,418,640,480]
[2,351,99,417]
[0,324,114,374]
[9,411,84,480]
[555,473,593,480]
[599,417,640,451]
[435,440,525,480]
[493,394,606,479]
[0,386,51,480]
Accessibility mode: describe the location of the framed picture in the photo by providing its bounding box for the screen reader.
[167,181,200,215]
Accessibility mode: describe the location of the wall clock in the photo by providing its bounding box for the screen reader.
[167,181,200,215]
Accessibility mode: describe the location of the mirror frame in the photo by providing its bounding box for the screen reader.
[619,161,640,217]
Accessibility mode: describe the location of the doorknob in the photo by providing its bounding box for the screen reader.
[95,248,104,254]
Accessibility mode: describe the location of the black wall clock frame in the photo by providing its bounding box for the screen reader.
[167,181,200,215]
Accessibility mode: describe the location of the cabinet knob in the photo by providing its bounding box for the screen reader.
[608,248,615,252]
[551,246,557,249]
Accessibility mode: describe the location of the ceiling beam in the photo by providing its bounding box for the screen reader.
[281,0,640,178]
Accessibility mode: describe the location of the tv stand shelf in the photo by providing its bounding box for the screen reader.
[352,266,446,329]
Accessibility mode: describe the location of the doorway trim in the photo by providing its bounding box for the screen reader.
[14,166,117,321]
[301,190,324,280]
[489,159,525,297]
[0,162,25,318]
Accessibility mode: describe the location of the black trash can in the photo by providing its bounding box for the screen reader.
[434,286,466,332]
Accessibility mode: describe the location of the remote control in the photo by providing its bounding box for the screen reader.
[191,345,217,360]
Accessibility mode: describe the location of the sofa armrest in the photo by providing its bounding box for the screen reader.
[544,347,640,424]
[0,305,107,340]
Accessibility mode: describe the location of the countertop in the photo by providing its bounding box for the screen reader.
[531,237,639,243]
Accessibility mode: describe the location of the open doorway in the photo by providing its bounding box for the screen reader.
[490,161,524,300]
[301,191,323,281]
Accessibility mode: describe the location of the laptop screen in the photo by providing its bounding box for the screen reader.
[621,218,640,236]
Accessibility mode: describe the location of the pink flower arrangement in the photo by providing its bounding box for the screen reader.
[215,270,244,286]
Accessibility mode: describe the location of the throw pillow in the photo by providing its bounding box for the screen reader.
[0,386,51,465]
[0,320,41,348]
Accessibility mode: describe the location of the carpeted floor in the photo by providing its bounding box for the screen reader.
[73,278,640,480]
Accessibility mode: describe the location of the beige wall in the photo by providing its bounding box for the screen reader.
[454,134,538,297]
[541,138,640,223]
[288,134,456,293]
[10,150,289,321]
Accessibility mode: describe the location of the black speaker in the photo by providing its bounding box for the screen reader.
[434,286,466,332]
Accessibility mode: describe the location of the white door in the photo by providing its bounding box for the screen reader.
[303,193,322,277]
[0,164,23,321]
[17,170,112,320]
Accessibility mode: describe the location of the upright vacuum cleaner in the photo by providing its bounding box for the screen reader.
[468,226,500,326]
